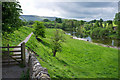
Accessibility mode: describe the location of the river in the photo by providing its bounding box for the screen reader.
[65,31,120,47]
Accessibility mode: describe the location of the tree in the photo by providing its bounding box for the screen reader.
[104,22,107,28]
[71,21,75,35]
[99,28,109,38]
[55,18,62,23]
[28,20,35,25]
[114,12,120,39]
[90,27,102,38]
[89,19,96,23]
[43,19,50,22]
[93,21,100,28]
[114,12,120,25]
[51,30,64,57]
[107,20,112,25]
[79,20,84,25]
[2,2,22,33]
[62,22,66,30]
[33,21,46,38]
[100,18,103,28]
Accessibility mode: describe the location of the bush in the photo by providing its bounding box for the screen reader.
[99,28,109,38]
[33,21,46,38]
[90,27,102,38]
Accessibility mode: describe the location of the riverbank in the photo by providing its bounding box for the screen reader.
[72,36,120,50]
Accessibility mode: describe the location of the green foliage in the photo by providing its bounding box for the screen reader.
[20,69,29,80]
[104,22,107,28]
[55,18,62,23]
[33,21,46,38]
[114,12,120,25]
[56,23,62,29]
[91,27,112,39]
[43,19,50,22]
[51,29,65,56]
[90,27,102,38]
[100,18,103,27]
[107,20,112,25]
[100,18,103,22]
[43,16,118,40]
[2,26,33,46]
[28,20,35,25]
[79,20,85,25]
[99,28,109,38]
[26,28,118,78]
[89,19,97,23]
[2,2,22,33]
[93,21,100,28]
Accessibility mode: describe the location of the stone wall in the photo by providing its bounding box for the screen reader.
[28,51,50,80]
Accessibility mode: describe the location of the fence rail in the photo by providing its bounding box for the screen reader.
[1,42,26,66]
[0,46,21,48]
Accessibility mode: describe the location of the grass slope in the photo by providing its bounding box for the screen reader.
[2,26,33,46]
[26,28,118,78]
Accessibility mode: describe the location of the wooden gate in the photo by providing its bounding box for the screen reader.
[0,42,26,66]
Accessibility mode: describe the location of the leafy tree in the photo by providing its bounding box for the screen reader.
[33,21,46,38]
[51,30,64,57]
[114,12,120,39]
[71,21,75,35]
[28,20,35,25]
[43,19,50,22]
[90,27,102,38]
[89,19,96,23]
[93,21,100,28]
[62,22,66,30]
[99,28,109,38]
[114,12,120,25]
[104,22,107,28]
[100,18,103,28]
[55,18,62,23]
[107,20,112,25]
[79,20,84,25]
[2,2,22,33]
[56,23,62,29]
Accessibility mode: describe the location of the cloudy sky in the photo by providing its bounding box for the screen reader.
[19,0,119,21]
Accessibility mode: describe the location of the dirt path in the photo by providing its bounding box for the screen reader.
[2,32,33,79]
[73,36,120,50]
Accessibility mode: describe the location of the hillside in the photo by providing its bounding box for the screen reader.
[26,28,118,78]
[2,26,33,46]
[20,15,58,21]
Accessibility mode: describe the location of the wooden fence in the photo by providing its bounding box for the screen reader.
[26,46,51,80]
[0,42,26,66]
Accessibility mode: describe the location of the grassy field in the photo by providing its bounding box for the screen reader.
[26,28,118,78]
[2,26,33,46]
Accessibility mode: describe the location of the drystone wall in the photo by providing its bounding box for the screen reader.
[28,51,50,80]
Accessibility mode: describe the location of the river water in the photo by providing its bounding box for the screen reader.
[65,32,120,47]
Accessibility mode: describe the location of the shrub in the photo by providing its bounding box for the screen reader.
[33,21,46,38]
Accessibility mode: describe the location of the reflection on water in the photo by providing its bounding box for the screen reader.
[65,31,120,47]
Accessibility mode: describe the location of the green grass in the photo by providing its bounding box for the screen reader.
[26,28,118,78]
[2,26,33,46]
[102,22,118,28]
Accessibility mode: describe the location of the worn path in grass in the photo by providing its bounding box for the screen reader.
[2,32,33,79]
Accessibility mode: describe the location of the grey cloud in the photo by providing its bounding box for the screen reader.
[32,2,118,21]
[54,2,118,20]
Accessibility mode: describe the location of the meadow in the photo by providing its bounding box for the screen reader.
[26,28,118,78]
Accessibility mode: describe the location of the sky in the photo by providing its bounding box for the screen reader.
[19,0,119,21]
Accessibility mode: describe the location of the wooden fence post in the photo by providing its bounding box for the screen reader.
[7,44,10,65]
[21,42,26,67]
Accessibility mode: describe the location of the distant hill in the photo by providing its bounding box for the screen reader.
[20,15,58,21]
